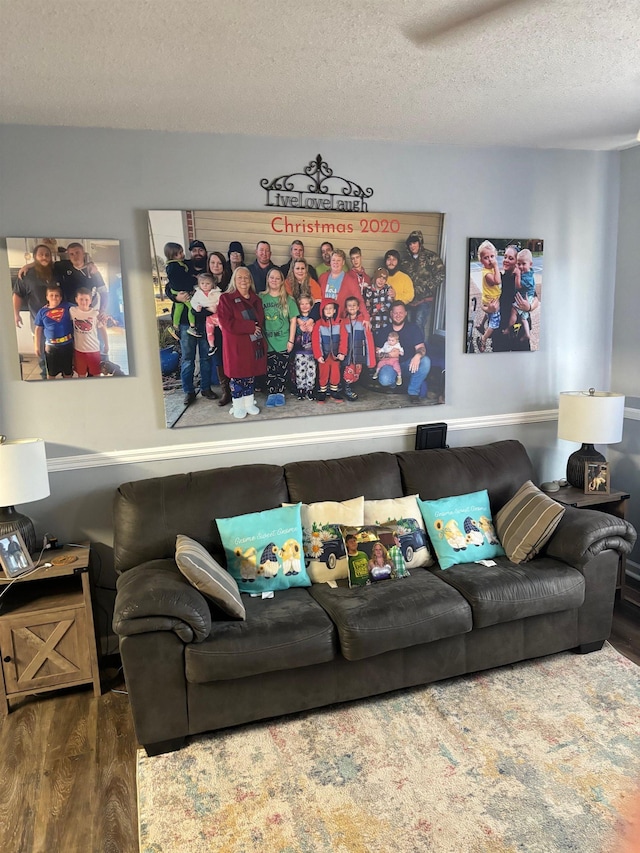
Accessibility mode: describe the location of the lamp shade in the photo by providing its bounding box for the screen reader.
[0,438,50,507]
[558,391,625,445]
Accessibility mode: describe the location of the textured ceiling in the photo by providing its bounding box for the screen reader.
[1,0,639,150]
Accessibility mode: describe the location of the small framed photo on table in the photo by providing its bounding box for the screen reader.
[0,530,35,578]
[0,531,34,577]
[585,462,610,495]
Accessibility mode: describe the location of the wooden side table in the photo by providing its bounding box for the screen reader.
[0,544,101,714]
[552,486,637,607]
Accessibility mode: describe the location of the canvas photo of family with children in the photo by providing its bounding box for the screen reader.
[149,209,447,429]
[7,237,128,381]
[466,237,543,354]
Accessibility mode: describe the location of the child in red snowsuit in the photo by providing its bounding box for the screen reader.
[311,299,346,403]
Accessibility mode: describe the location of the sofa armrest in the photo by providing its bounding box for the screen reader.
[113,559,211,643]
[544,506,637,569]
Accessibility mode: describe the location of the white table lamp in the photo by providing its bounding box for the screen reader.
[0,437,50,553]
[557,390,625,489]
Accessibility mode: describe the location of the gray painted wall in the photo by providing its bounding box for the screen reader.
[611,146,640,566]
[612,146,640,397]
[0,125,629,649]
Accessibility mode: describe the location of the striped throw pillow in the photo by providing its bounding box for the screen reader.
[175,534,245,619]
[495,481,565,564]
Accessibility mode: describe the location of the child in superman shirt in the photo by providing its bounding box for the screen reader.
[34,284,74,378]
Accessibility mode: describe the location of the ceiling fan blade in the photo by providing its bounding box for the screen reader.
[405,0,536,44]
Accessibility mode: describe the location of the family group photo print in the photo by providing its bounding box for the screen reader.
[149,209,447,429]
[7,237,128,381]
[466,237,544,354]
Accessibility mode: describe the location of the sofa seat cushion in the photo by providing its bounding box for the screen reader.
[433,557,585,629]
[185,589,337,683]
[309,570,472,662]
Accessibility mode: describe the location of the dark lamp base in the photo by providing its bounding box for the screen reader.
[566,444,606,490]
[0,506,37,554]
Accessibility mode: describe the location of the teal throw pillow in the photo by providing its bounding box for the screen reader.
[217,503,310,593]
[417,490,504,570]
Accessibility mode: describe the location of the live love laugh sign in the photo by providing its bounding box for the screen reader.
[261,154,374,213]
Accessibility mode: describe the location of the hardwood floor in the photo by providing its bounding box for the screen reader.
[0,662,138,853]
[1,603,639,853]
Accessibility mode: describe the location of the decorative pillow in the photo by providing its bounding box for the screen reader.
[495,480,566,564]
[217,504,310,593]
[291,496,365,584]
[364,494,433,568]
[418,490,505,570]
[175,534,246,619]
[340,525,410,588]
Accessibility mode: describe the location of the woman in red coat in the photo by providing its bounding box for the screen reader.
[217,267,267,419]
[318,249,370,326]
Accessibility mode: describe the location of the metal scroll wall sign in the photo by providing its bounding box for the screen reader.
[261,154,374,213]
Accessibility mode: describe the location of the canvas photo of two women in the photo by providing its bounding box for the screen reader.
[149,209,447,429]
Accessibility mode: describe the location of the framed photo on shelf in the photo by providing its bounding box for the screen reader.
[584,461,610,495]
[0,531,35,578]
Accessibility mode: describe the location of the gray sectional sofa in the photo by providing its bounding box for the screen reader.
[112,440,636,755]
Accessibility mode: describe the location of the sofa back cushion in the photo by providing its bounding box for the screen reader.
[284,451,403,504]
[114,464,288,573]
[114,441,535,575]
[397,441,534,514]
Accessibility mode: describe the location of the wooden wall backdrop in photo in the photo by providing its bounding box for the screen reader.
[191,210,444,269]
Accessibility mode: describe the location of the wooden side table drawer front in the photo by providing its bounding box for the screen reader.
[0,544,101,713]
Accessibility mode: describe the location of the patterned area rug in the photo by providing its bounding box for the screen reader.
[138,643,640,853]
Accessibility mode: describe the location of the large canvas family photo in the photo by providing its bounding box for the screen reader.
[465,237,543,354]
[148,209,446,429]
[7,237,128,381]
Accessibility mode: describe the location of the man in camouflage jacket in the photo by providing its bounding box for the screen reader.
[402,230,445,335]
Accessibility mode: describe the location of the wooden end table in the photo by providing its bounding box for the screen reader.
[552,486,637,607]
[0,543,101,714]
